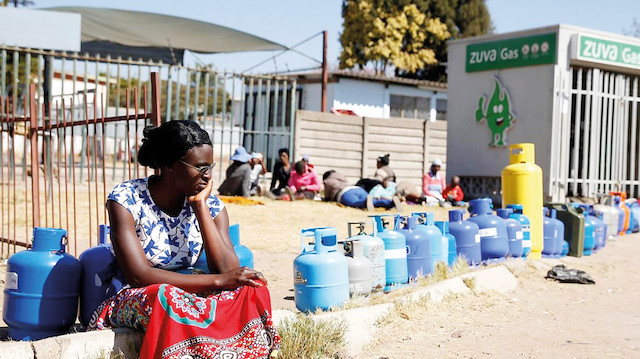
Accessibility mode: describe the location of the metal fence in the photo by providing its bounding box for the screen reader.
[550,66,640,200]
[0,46,297,257]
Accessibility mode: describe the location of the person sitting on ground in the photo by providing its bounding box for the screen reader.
[323,170,393,210]
[92,120,279,358]
[217,146,252,197]
[374,154,396,183]
[423,158,447,206]
[443,175,465,206]
[269,148,290,196]
[249,152,266,196]
[286,160,321,200]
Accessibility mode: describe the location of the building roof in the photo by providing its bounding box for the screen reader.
[289,69,447,91]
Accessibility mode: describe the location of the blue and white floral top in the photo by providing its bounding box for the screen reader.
[107,177,225,270]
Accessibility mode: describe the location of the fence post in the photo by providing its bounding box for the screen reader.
[361,117,369,179]
[150,72,162,127]
[422,119,430,177]
[29,84,40,228]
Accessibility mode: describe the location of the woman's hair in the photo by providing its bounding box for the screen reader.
[137,120,211,169]
[377,154,390,166]
[294,160,306,175]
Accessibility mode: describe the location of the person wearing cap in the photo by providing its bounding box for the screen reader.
[249,152,267,196]
[422,158,446,206]
[218,146,253,197]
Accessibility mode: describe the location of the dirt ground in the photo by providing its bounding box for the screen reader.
[1,198,639,359]
[358,233,640,359]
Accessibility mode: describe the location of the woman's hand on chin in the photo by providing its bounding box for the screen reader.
[188,178,213,204]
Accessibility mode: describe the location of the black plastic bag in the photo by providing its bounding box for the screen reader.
[545,264,595,284]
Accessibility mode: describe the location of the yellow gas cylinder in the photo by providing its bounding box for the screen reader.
[501,143,543,259]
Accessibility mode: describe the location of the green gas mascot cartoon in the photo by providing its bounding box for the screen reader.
[475,79,516,147]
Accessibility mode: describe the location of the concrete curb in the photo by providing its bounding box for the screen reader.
[0,264,520,358]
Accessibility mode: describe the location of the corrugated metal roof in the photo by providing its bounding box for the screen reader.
[288,69,447,90]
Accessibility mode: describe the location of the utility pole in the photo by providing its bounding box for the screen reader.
[321,30,328,112]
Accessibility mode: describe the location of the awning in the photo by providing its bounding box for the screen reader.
[47,7,287,64]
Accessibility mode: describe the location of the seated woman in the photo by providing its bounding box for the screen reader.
[286,160,321,200]
[422,158,446,206]
[217,146,253,197]
[90,121,279,358]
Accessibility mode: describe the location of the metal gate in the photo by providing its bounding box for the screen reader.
[550,66,640,200]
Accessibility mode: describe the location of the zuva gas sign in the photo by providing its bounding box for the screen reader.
[574,34,640,70]
[466,33,557,72]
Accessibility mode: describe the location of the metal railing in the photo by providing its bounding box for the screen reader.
[0,47,298,257]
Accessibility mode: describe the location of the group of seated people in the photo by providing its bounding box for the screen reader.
[218,147,465,211]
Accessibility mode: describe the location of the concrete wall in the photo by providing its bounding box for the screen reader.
[447,26,560,197]
[294,110,447,188]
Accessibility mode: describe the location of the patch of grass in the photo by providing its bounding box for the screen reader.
[462,277,477,293]
[376,294,432,327]
[277,315,348,359]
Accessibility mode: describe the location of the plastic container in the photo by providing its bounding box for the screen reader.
[370,215,408,291]
[467,198,509,261]
[346,221,386,292]
[496,208,523,258]
[506,204,531,257]
[545,203,584,257]
[625,198,640,233]
[435,221,457,266]
[344,240,373,296]
[78,225,124,328]
[448,210,482,265]
[293,227,349,312]
[501,143,544,259]
[411,212,445,271]
[397,216,432,278]
[3,228,81,341]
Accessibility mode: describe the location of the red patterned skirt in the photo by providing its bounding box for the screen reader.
[89,284,280,359]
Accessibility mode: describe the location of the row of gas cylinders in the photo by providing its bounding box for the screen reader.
[3,224,254,341]
[292,195,630,312]
[294,199,533,312]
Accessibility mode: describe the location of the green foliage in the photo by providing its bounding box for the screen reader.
[340,0,493,81]
[340,0,450,74]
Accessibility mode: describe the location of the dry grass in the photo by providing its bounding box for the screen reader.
[277,315,348,359]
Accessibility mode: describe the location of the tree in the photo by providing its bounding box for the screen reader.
[1,0,35,7]
[339,0,492,81]
[625,18,640,37]
[339,1,450,75]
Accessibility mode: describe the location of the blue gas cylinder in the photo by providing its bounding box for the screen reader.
[467,198,509,261]
[625,199,640,233]
[542,208,557,257]
[78,225,124,328]
[435,221,457,266]
[3,227,81,341]
[370,215,408,291]
[576,204,606,252]
[189,223,254,273]
[346,221,386,292]
[582,210,595,256]
[560,240,569,257]
[448,209,481,265]
[397,216,431,279]
[506,204,531,257]
[229,223,254,268]
[411,212,444,271]
[497,209,523,258]
[293,227,349,312]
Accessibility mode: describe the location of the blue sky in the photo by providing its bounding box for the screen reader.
[39,0,640,74]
